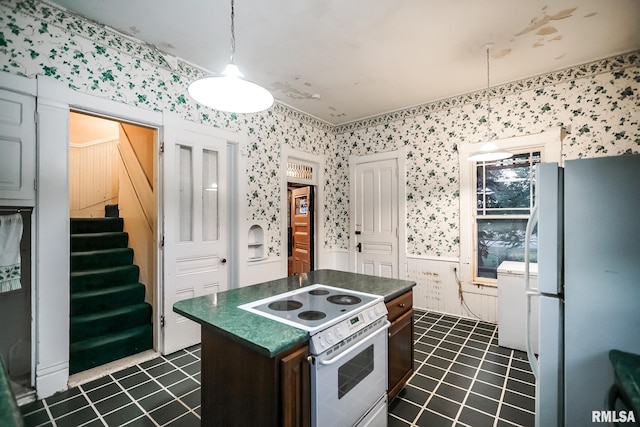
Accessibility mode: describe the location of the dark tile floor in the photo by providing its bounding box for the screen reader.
[20,309,535,426]
[388,309,535,427]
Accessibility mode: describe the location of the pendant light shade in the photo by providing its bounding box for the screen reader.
[468,43,513,162]
[187,0,273,114]
[188,64,274,114]
[467,142,514,162]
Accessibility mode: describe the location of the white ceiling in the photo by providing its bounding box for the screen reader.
[45,0,640,125]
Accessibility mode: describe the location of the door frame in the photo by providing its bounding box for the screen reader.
[281,147,325,274]
[24,75,164,397]
[288,184,315,275]
[349,149,407,279]
[5,73,242,397]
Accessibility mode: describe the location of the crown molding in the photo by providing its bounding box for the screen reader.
[16,2,639,136]
[333,50,639,134]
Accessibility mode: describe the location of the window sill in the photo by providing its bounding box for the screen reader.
[469,280,498,289]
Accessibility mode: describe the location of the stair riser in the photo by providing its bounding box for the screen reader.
[71,285,146,316]
[71,266,140,292]
[71,248,134,271]
[71,218,124,234]
[71,303,152,343]
[69,325,153,375]
[71,233,129,252]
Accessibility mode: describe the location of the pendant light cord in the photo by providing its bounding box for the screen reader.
[485,44,492,142]
[230,0,236,64]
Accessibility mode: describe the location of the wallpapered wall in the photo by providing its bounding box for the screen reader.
[335,62,639,258]
[2,0,639,266]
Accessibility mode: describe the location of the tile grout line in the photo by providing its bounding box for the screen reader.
[76,385,107,426]
[40,399,57,427]
[493,348,515,427]
[406,311,446,426]
[109,371,162,427]
[410,314,478,426]
[452,321,499,425]
[136,356,202,423]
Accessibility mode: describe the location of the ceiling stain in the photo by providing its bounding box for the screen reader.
[536,26,558,35]
[271,81,316,100]
[555,53,567,60]
[515,7,578,36]
[493,48,512,59]
[584,12,597,18]
[329,109,347,118]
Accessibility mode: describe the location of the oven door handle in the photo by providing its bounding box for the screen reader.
[317,321,390,366]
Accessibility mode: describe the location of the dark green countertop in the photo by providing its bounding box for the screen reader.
[609,349,640,416]
[173,269,416,358]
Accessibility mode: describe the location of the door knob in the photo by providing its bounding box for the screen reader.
[356,243,362,253]
[220,258,227,265]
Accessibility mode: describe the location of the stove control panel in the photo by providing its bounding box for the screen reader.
[310,300,388,354]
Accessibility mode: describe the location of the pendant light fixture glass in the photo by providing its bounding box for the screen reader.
[187,0,273,113]
[468,43,513,162]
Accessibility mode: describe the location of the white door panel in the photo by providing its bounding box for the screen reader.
[162,117,227,354]
[0,89,36,203]
[354,158,398,278]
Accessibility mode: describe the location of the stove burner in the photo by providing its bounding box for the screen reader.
[308,289,330,296]
[298,310,327,321]
[268,300,303,311]
[327,294,362,305]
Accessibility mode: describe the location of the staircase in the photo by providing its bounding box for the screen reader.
[69,215,153,375]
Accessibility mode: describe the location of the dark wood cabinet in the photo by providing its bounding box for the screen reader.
[200,326,310,427]
[281,345,311,427]
[386,290,414,401]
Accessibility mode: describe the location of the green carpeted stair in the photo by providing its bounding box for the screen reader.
[69,216,153,375]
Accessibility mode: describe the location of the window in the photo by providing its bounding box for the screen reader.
[458,128,563,285]
[475,151,540,279]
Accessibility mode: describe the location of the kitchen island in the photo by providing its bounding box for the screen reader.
[174,269,415,427]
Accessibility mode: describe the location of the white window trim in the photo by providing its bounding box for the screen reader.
[458,128,564,285]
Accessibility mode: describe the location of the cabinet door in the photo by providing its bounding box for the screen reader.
[388,308,414,400]
[281,345,310,427]
[0,89,36,203]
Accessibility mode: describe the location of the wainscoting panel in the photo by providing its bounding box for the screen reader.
[406,256,498,323]
[70,139,119,212]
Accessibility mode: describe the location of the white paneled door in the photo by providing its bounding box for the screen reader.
[162,117,228,354]
[353,158,398,278]
[0,89,36,203]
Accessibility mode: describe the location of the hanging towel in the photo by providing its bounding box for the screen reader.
[0,213,23,293]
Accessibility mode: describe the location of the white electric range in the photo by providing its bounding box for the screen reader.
[239,284,389,427]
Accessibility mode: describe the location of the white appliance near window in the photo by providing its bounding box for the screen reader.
[524,154,640,426]
[497,261,538,353]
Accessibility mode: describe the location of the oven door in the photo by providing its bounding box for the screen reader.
[311,320,389,427]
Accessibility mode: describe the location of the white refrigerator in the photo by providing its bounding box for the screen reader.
[524,154,640,426]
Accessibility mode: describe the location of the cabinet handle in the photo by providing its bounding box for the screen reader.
[398,303,405,308]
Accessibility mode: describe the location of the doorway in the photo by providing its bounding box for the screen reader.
[288,184,314,276]
[68,111,157,374]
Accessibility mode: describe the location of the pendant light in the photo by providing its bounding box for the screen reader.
[187,0,273,113]
[467,43,513,162]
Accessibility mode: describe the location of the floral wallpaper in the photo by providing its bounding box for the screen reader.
[0,0,332,257]
[1,0,638,262]
[335,57,639,258]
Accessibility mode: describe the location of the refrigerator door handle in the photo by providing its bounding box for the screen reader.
[525,203,540,380]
